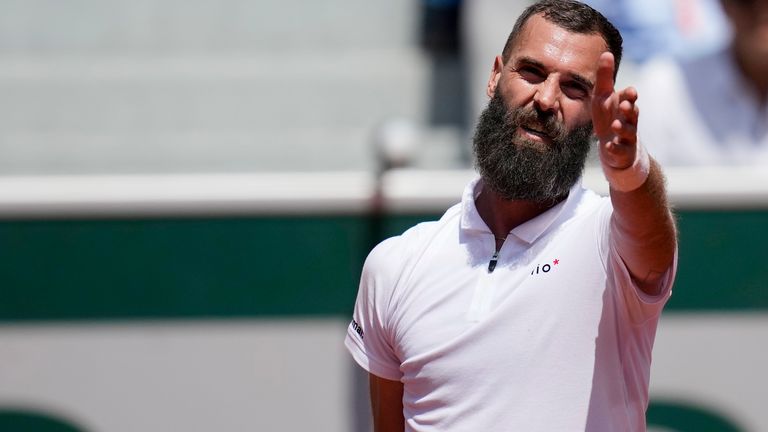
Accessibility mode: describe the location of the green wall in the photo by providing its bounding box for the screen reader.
[0,216,367,321]
[1,209,766,321]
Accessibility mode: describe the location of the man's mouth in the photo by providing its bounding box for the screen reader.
[520,125,550,140]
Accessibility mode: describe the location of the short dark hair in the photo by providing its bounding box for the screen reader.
[501,0,623,78]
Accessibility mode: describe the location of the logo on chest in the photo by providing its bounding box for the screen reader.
[530,258,560,276]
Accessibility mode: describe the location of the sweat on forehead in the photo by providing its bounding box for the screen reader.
[500,0,623,78]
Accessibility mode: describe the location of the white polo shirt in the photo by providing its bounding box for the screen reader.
[345,178,675,432]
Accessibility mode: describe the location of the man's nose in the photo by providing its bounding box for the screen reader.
[533,76,560,114]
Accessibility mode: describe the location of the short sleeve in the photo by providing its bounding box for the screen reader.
[596,200,677,324]
[344,236,405,381]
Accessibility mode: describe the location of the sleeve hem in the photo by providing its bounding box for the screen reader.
[344,330,403,381]
[621,246,677,307]
[607,231,677,325]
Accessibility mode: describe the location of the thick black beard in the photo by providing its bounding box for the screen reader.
[472,92,594,203]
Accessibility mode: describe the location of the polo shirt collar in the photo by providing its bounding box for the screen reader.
[460,176,582,244]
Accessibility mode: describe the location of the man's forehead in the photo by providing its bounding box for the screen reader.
[514,13,607,49]
[510,14,607,75]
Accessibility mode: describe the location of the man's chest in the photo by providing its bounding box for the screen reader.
[389,228,608,365]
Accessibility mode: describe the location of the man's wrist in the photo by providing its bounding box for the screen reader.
[602,141,651,192]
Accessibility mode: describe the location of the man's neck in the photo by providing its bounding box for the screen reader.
[474,183,564,241]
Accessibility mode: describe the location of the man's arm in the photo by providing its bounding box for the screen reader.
[369,373,405,432]
[591,52,677,296]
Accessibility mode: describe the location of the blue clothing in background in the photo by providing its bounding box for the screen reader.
[584,0,730,63]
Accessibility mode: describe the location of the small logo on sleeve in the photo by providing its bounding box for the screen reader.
[350,319,364,339]
[531,258,560,276]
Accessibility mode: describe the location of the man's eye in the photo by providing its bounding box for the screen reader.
[562,83,588,99]
[518,67,544,82]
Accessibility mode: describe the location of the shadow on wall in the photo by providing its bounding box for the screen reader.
[647,400,746,432]
[0,409,90,432]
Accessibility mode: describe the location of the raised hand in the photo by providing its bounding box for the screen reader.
[591,52,640,172]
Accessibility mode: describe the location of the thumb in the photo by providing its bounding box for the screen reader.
[593,52,615,99]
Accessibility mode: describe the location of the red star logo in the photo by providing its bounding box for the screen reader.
[553,259,559,265]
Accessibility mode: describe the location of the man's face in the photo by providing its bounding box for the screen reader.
[473,14,608,202]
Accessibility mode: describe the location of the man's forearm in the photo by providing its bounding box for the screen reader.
[609,157,677,294]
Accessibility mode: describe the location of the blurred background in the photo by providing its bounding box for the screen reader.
[0,0,766,431]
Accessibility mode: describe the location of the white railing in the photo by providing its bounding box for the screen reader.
[0,166,766,218]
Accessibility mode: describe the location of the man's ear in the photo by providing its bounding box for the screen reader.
[486,56,505,98]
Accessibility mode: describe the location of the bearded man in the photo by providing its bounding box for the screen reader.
[345,1,678,430]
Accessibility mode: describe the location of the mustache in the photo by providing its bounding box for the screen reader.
[506,104,567,142]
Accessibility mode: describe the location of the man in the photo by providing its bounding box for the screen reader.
[345,1,678,430]
[637,0,768,165]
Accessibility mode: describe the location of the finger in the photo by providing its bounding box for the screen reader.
[619,86,638,104]
[618,102,635,120]
[619,100,639,125]
[593,52,615,99]
[610,119,625,138]
[611,119,638,144]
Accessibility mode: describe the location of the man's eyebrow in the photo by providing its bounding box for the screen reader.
[515,56,547,72]
[567,73,594,91]
[515,56,594,90]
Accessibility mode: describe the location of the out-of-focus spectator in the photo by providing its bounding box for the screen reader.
[462,0,729,133]
[584,0,729,64]
[637,0,768,166]
[421,0,462,54]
